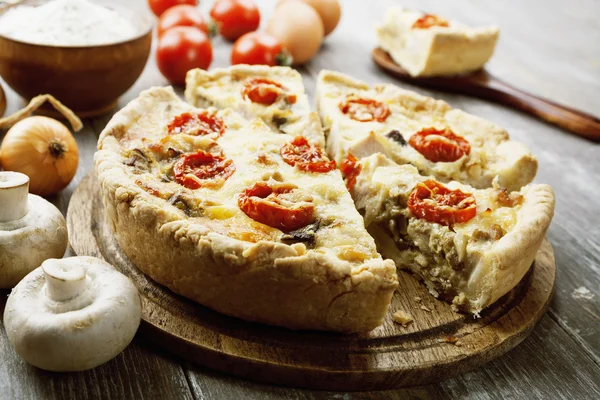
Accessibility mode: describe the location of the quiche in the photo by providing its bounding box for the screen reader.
[316,70,537,192]
[377,6,499,77]
[346,153,554,313]
[95,87,398,332]
[185,65,324,146]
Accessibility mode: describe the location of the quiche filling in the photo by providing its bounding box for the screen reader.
[352,154,529,310]
[316,70,538,192]
[185,66,324,145]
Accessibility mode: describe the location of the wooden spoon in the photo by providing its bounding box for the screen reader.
[372,47,600,142]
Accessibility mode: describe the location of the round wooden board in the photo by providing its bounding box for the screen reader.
[67,173,556,391]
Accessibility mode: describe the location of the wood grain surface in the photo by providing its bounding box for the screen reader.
[1,0,599,399]
[372,48,600,142]
[66,173,556,390]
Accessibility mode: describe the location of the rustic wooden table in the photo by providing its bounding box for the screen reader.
[1,0,599,398]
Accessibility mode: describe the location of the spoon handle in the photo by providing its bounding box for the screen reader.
[471,72,600,142]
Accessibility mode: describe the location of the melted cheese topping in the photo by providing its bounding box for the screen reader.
[376,6,499,77]
[103,88,380,266]
[353,154,525,300]
[186,66,324,146]
[317,70,534,190]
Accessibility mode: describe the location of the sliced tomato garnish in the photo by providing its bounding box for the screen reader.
[173,151,235,189]
[280,136,336,173]
[408,180,476,226]
[412,14,450,29]
[339,96,390,123]
[242,78,297,106]
[340,153,362,191]
[238,182,315,232]
[167,111,226,137]
[408,128,471,163]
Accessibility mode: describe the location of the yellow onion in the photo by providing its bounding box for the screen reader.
[0,116,79,196]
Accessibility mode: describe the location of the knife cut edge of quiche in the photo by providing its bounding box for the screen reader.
[185,65,325,147]
[316,70,537,192]
[351,154,555,313]
[95,86,398,332]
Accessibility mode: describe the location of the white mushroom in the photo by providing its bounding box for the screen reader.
[3,256,141,372]
[0,171,68,288]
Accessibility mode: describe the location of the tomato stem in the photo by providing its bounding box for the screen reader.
[275,50,293,67]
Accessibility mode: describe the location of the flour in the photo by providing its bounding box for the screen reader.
[572,286,595,300]
[0,0,138,46]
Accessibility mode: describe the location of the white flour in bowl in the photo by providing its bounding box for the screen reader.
[0,0,138,46]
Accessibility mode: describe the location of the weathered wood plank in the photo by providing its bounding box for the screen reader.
[183,316,600,399]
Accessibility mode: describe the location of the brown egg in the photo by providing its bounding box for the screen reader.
[268,1,324,65]
[277,0,341,36]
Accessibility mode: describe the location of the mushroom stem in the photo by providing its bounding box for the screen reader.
[0,171,29,223]
[42,259,88,303]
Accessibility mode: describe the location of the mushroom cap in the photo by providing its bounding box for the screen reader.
[3,256,141,372]
[0,194,68,288]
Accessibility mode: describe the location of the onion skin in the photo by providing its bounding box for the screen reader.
[0,84,6,117]
[0,116,79,196]
[267,1,324,65]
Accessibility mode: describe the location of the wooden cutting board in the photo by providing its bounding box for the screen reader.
[67,172,556,391]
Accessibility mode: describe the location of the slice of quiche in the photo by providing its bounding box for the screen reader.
[185,65,324,146]
[316,70,537,192]
[95,87,398,332]
[377,6,499,77]
[344,153,554,313]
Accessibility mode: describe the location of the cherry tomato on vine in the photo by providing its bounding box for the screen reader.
[148,0,197,17]
[231,32,292,66]
[210,0,260,41]
[157,5,209,37]
[156,26,213,85]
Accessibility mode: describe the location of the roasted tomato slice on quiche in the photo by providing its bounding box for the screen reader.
[409,128,471,163]
[280,136,336,173]
[412,14,450,29]
[339,96,390,123]
[408,179,476,226]
[242,78,297,106]
[238,181,315,232]
[167,111,226,136]
[173,151,236,189]
[340,153,362,191]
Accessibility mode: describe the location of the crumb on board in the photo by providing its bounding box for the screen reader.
[420,304,432,312]
[413,296,422,302]
[392,310,413,327]
[439,336,462,346]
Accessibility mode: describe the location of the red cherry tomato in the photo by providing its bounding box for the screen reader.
[238,182,315,232]
[148,0,197,17]
[156,26,213,85]
[340,153,361,191]
[157,5,208,37]
[242,78,297,106]
[173,151,236,189]
[408,180,477,226]
[231,32,292,66]
[412,14,450,29]
[408,128,471,163]
[210,0,260,41]
[280,136,336,173]
[339,96,390,123]
[167,111,226,136]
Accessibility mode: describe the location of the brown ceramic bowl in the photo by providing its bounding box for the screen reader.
[0,0,153,117]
